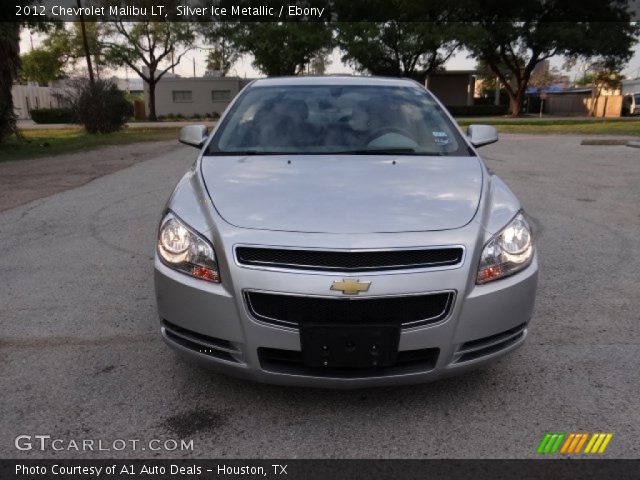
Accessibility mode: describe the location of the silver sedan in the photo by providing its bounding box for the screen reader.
[154,76,538,388]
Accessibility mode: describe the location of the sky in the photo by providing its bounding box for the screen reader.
[20,28,640,82]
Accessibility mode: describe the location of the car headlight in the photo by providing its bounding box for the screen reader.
[476,212,533,284]
[157,212,220,283]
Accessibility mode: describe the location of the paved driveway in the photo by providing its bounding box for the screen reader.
[1,134,638,458]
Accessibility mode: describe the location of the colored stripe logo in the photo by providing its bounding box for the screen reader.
[537,433,613,454]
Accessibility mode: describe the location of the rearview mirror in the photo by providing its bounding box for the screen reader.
[179,125,208,148]
[467,124,498,148]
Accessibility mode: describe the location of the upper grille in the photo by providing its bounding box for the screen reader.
[235,246,464,272]
[245,291,454,329]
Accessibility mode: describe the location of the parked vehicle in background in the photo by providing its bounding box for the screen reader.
[621,93,640,116]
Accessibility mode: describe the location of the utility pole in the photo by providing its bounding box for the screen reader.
[193,57,196,77]
[77,0,95,85]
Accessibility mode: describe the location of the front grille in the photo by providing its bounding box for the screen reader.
[235,246,464,272]
[245,291,454,329]
[258,347,439,377]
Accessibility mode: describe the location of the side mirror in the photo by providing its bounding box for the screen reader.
[179,125,208,148]
[467,124,498,148]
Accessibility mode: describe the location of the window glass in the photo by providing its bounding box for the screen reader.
[209,85,470,156]
[212,90,231,101]
[172,91,192,102]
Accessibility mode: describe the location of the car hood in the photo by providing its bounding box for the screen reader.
[201,155,483,234]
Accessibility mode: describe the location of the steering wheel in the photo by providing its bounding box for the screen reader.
[365,126,416,145]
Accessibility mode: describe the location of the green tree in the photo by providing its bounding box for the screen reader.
[233,22,333,76]
[333,1,463,82]
[573,59,626,116]
[462,0,639,116]
[335,22,459,82]
[20,45,66,85]
[20,22,112,86]
[0,22,21,141]
[199,23,241,77]
[307,50,332,75]
[528,63,568,90]
[102,20,194,120]
[0,1,53,142]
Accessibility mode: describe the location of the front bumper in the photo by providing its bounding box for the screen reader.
[154,249,538,389]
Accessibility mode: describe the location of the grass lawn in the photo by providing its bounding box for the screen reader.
[0,127,181,163]
[456,118,640,136]
[2,118,639,162]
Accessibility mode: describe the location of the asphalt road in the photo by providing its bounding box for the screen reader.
[1,135,639,459]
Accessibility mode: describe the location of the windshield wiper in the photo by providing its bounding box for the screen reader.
[208,150,282,156]
[332,148,445,155]
[207,148,446,156]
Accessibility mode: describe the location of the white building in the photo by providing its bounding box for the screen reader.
[146,75,253,118]
[12,84,62,120]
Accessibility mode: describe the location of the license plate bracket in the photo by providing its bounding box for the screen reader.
[300,324,400,368]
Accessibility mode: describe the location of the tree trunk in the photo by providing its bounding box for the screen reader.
[77,0,95,85]
[508,84,526,117]
[148,81,157,121]
[508,95,521,117]
[0,23,20,142]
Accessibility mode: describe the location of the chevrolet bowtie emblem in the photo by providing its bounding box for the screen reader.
[330,279,371,295]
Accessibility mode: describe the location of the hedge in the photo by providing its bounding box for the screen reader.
[30,108,75,124]
[446,105,510,116]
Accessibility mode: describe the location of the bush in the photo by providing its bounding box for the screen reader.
[446,105,510,116]
[62,79,133,133]
[30,108,75,124]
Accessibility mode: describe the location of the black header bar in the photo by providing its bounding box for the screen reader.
[3,0,640,22]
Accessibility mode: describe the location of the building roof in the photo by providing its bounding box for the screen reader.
[548,87,592,95]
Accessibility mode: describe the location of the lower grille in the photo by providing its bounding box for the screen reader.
[454,323,526,363]
[245,291,455,329]
[235,246,464,272]
[161,320,241,363]
[258,347,439,378]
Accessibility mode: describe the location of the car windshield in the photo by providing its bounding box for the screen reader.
[207,84,471,156]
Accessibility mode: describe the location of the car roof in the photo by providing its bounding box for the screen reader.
[249,75,424,88]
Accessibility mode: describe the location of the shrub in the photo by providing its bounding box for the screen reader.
[76,80,133,133]
[58,79,133,133]
[211,111,221,120]
[30,108,75,124]
[446,105,510,116]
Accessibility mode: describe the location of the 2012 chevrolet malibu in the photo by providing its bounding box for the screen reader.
[154,76,538,388]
